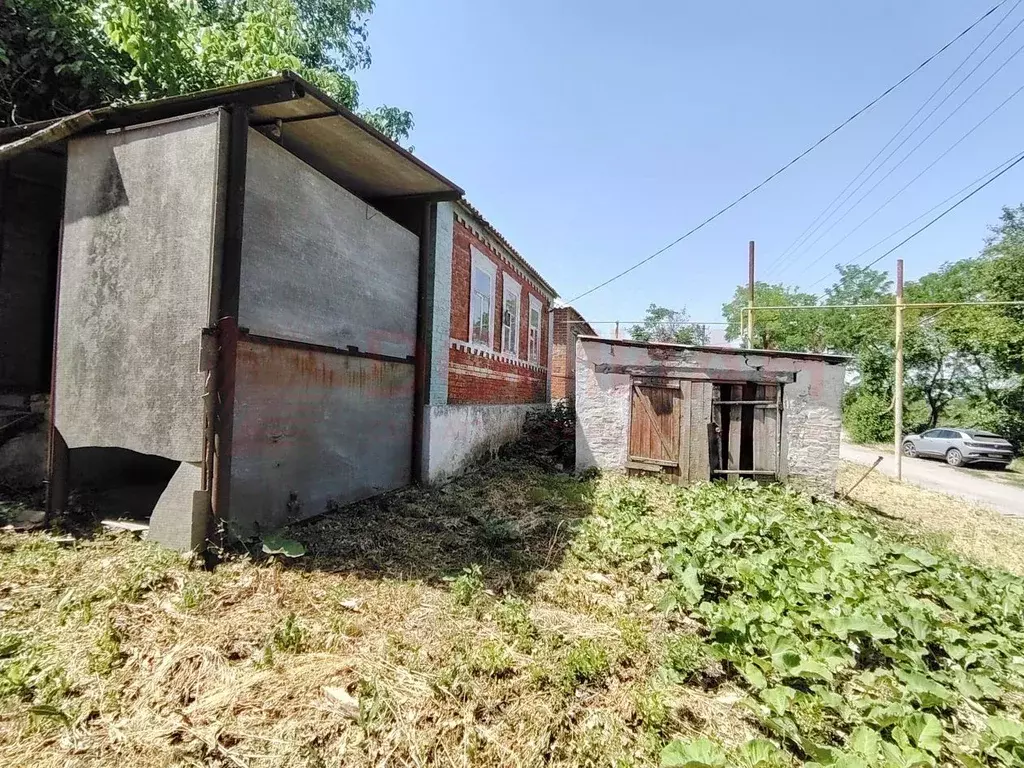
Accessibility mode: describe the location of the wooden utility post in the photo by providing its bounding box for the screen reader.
[614,321,620,340]
[747,240,756,347]
[893,259,905,482]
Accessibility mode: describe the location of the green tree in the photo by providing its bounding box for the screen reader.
[1,0,413,141]
[630,304,710,345]
[721,282,820,350]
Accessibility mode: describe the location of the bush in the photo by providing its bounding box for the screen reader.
[842,392,893,444]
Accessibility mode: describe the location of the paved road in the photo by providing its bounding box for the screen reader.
[841,442,1024,518]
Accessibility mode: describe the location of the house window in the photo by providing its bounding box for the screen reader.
[502,275,522,356]
[470,247,496,347]
[528,295,542,363]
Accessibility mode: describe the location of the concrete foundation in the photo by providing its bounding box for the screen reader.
[423,403,543,482]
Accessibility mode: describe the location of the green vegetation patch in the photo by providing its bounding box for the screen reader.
[573,479,1024,767]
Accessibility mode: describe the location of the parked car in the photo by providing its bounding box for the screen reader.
[901,428,1014,467]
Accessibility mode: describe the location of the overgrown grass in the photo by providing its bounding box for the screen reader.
[839,461,1024,576]
[1,461,1022,767]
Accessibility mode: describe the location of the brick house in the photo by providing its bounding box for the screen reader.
[419,201,558,481]
[550,306,596,405]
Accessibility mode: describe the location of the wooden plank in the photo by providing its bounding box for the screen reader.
[711,469,777,475]
[634,385,674,460]
[688,381,712,481]
[629,384,679,464]
[678,379,692,482]
[710,399,777,406]
[753,384,780,475]
[626,460,664,473]
[727,384,743,484]
[628,456,678,467]
[594,364,797,383]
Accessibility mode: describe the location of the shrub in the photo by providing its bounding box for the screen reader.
[843,392,894,444]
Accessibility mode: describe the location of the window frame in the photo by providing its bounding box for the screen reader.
[527,295,542,364]
[501,274,522,357]
[469,246,497,349]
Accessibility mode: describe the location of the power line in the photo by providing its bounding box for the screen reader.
[563,1,1010,304]
[784,81,1024,283]
[762,0,1022,279]
[856,150,1024,272]
[803,149,1024,290]
[773,27,1024,280]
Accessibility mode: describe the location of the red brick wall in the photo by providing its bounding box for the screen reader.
[448,216,552,405]
[551,307,596,404]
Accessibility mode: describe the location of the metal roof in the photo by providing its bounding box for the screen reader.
[577,335,851,363]
[0,72,463,202]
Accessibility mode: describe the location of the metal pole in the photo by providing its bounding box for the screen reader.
[893,259,904,482]
[747,240,755,347]
[614,321,620,340]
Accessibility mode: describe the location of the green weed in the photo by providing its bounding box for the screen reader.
[270,613,306,653]
[663,633,707,683]
[467,640,514,678]
[450,565,484,606]
[559,638,610,692]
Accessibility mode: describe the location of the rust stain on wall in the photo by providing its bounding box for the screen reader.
[235,340,414,396]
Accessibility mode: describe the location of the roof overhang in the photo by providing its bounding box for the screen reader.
[0,72,463,203]
[578,336,851,364]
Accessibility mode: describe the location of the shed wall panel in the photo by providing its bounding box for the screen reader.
[228,340,414,535]
[238,129,419,359]
[55,111,226,460]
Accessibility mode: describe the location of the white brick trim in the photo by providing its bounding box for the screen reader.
[450,338,547,372]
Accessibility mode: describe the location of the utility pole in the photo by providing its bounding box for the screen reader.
[614,321,620,340]
[747,240,756,347]
[893,259,905,482]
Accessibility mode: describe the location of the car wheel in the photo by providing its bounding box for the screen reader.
[902,441,917,458]
[946,448,963,467]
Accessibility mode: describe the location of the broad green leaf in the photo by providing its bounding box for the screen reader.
[742,662,767,690]
[261,534,306,558]
[734,738,784,767]
[987,716,1024,743]
[678,566,704,606]
[759,686,796,716]
[848,725,880,756]
[661,737,727,767]
[904,712,943,755]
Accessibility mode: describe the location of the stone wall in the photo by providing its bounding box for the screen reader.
[574,338,847,491]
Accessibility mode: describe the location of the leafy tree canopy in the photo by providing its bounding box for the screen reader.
[0,0,413,141]
[630,304,710,346]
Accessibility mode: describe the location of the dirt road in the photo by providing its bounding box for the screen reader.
[841,442,1024,518]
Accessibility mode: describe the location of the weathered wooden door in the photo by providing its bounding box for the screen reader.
[628,378,715,483]
[628,379,681,478]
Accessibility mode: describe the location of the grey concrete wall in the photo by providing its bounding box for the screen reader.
[424,402,542,482]
[0,152,63,392]
[229,339,415,535]
[239,130,420,359]
[55,110,227,462]
[575,339,846,491]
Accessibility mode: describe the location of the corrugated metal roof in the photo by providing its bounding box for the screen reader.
[0,72,463,202]
[456,200,558,298]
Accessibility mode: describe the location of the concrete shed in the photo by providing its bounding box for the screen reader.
[575,337,848,491]
[0,73,464,551]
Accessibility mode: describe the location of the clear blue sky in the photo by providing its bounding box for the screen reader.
[357,0,1024,334]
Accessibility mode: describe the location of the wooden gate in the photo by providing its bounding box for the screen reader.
[628,377,783,484]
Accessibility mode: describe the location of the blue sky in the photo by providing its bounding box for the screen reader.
[357,0,1024,335]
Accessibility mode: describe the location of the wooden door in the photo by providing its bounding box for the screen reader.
[628,380,681,477]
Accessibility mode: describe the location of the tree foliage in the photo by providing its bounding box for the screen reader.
[722,205,1024,450]
[0,0,413,141]
[630,304,710,345]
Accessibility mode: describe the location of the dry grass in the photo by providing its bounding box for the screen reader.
[957,457,1024,490]
[0,461,754,768]
[838,460,1024,576]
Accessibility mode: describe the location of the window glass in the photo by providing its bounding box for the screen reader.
[502,287,519,355]
[922,429,940,438]
[528,304,541,363]
[471,265,492,345]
